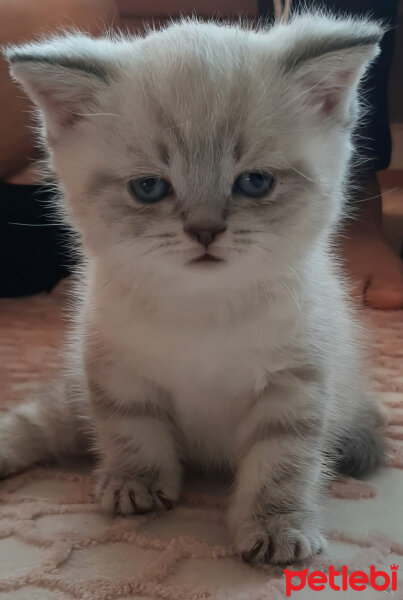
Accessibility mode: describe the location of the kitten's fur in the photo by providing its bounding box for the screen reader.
[2,14,384,564]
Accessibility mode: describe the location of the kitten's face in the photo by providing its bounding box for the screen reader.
[8,18,381,294]
[58,56,324,290]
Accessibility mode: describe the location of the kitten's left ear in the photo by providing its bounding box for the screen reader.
[276,15,384,122]
[5,34,113,141]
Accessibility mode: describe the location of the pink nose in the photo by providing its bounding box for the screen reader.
[184,224,227,248]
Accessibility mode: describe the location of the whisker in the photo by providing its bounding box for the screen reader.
[247,238,283,254]
[8,222,61,227]
[137,240,180,258]
[75,112,128,120]
[165,120,189,130]
[279,278,301,313]
[233,229,270,235]
[236,238,254,245]
[348,186,399,205]
[144,233,178,239]
[283,161,315,183]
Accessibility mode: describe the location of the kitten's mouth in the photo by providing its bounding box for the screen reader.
[188,253,224,265]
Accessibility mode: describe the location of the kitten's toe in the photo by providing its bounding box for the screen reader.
[235,513,325,565]
[267,523,325,565]
[95,473,179,516]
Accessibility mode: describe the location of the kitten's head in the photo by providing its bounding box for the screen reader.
[7,15,382,296]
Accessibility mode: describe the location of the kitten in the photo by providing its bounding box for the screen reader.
[2,14,384,565]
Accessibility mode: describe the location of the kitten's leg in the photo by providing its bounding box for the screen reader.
[229,374,326,565]
[90,382,182,515]
[329,386,385,478]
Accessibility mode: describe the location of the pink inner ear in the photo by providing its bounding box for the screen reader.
[38,89,80,128]
[321,93,339,116]
[306,69,354,117]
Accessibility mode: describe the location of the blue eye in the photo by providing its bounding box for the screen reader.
[129,177,171,203]
[233,172,274,199]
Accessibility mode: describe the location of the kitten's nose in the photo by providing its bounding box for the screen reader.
[184,223,227,248]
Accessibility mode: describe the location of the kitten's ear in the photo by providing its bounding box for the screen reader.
[5,34,112,141]
[276,15,384,121]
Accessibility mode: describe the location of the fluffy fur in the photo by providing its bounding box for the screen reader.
[1,14,384,565]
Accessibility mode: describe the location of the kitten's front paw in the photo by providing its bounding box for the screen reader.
[95,470,180,516]
[233,512,325,565]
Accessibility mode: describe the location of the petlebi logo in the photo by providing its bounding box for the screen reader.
[284,564,399,597]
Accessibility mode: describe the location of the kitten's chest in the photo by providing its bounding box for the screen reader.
[106,306,295,404]
[98,303,298,462]
[119,317,275,461]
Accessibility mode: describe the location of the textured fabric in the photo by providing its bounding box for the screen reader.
[0,283,402,599]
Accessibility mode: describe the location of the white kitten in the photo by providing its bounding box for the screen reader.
[2,14,384,564]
